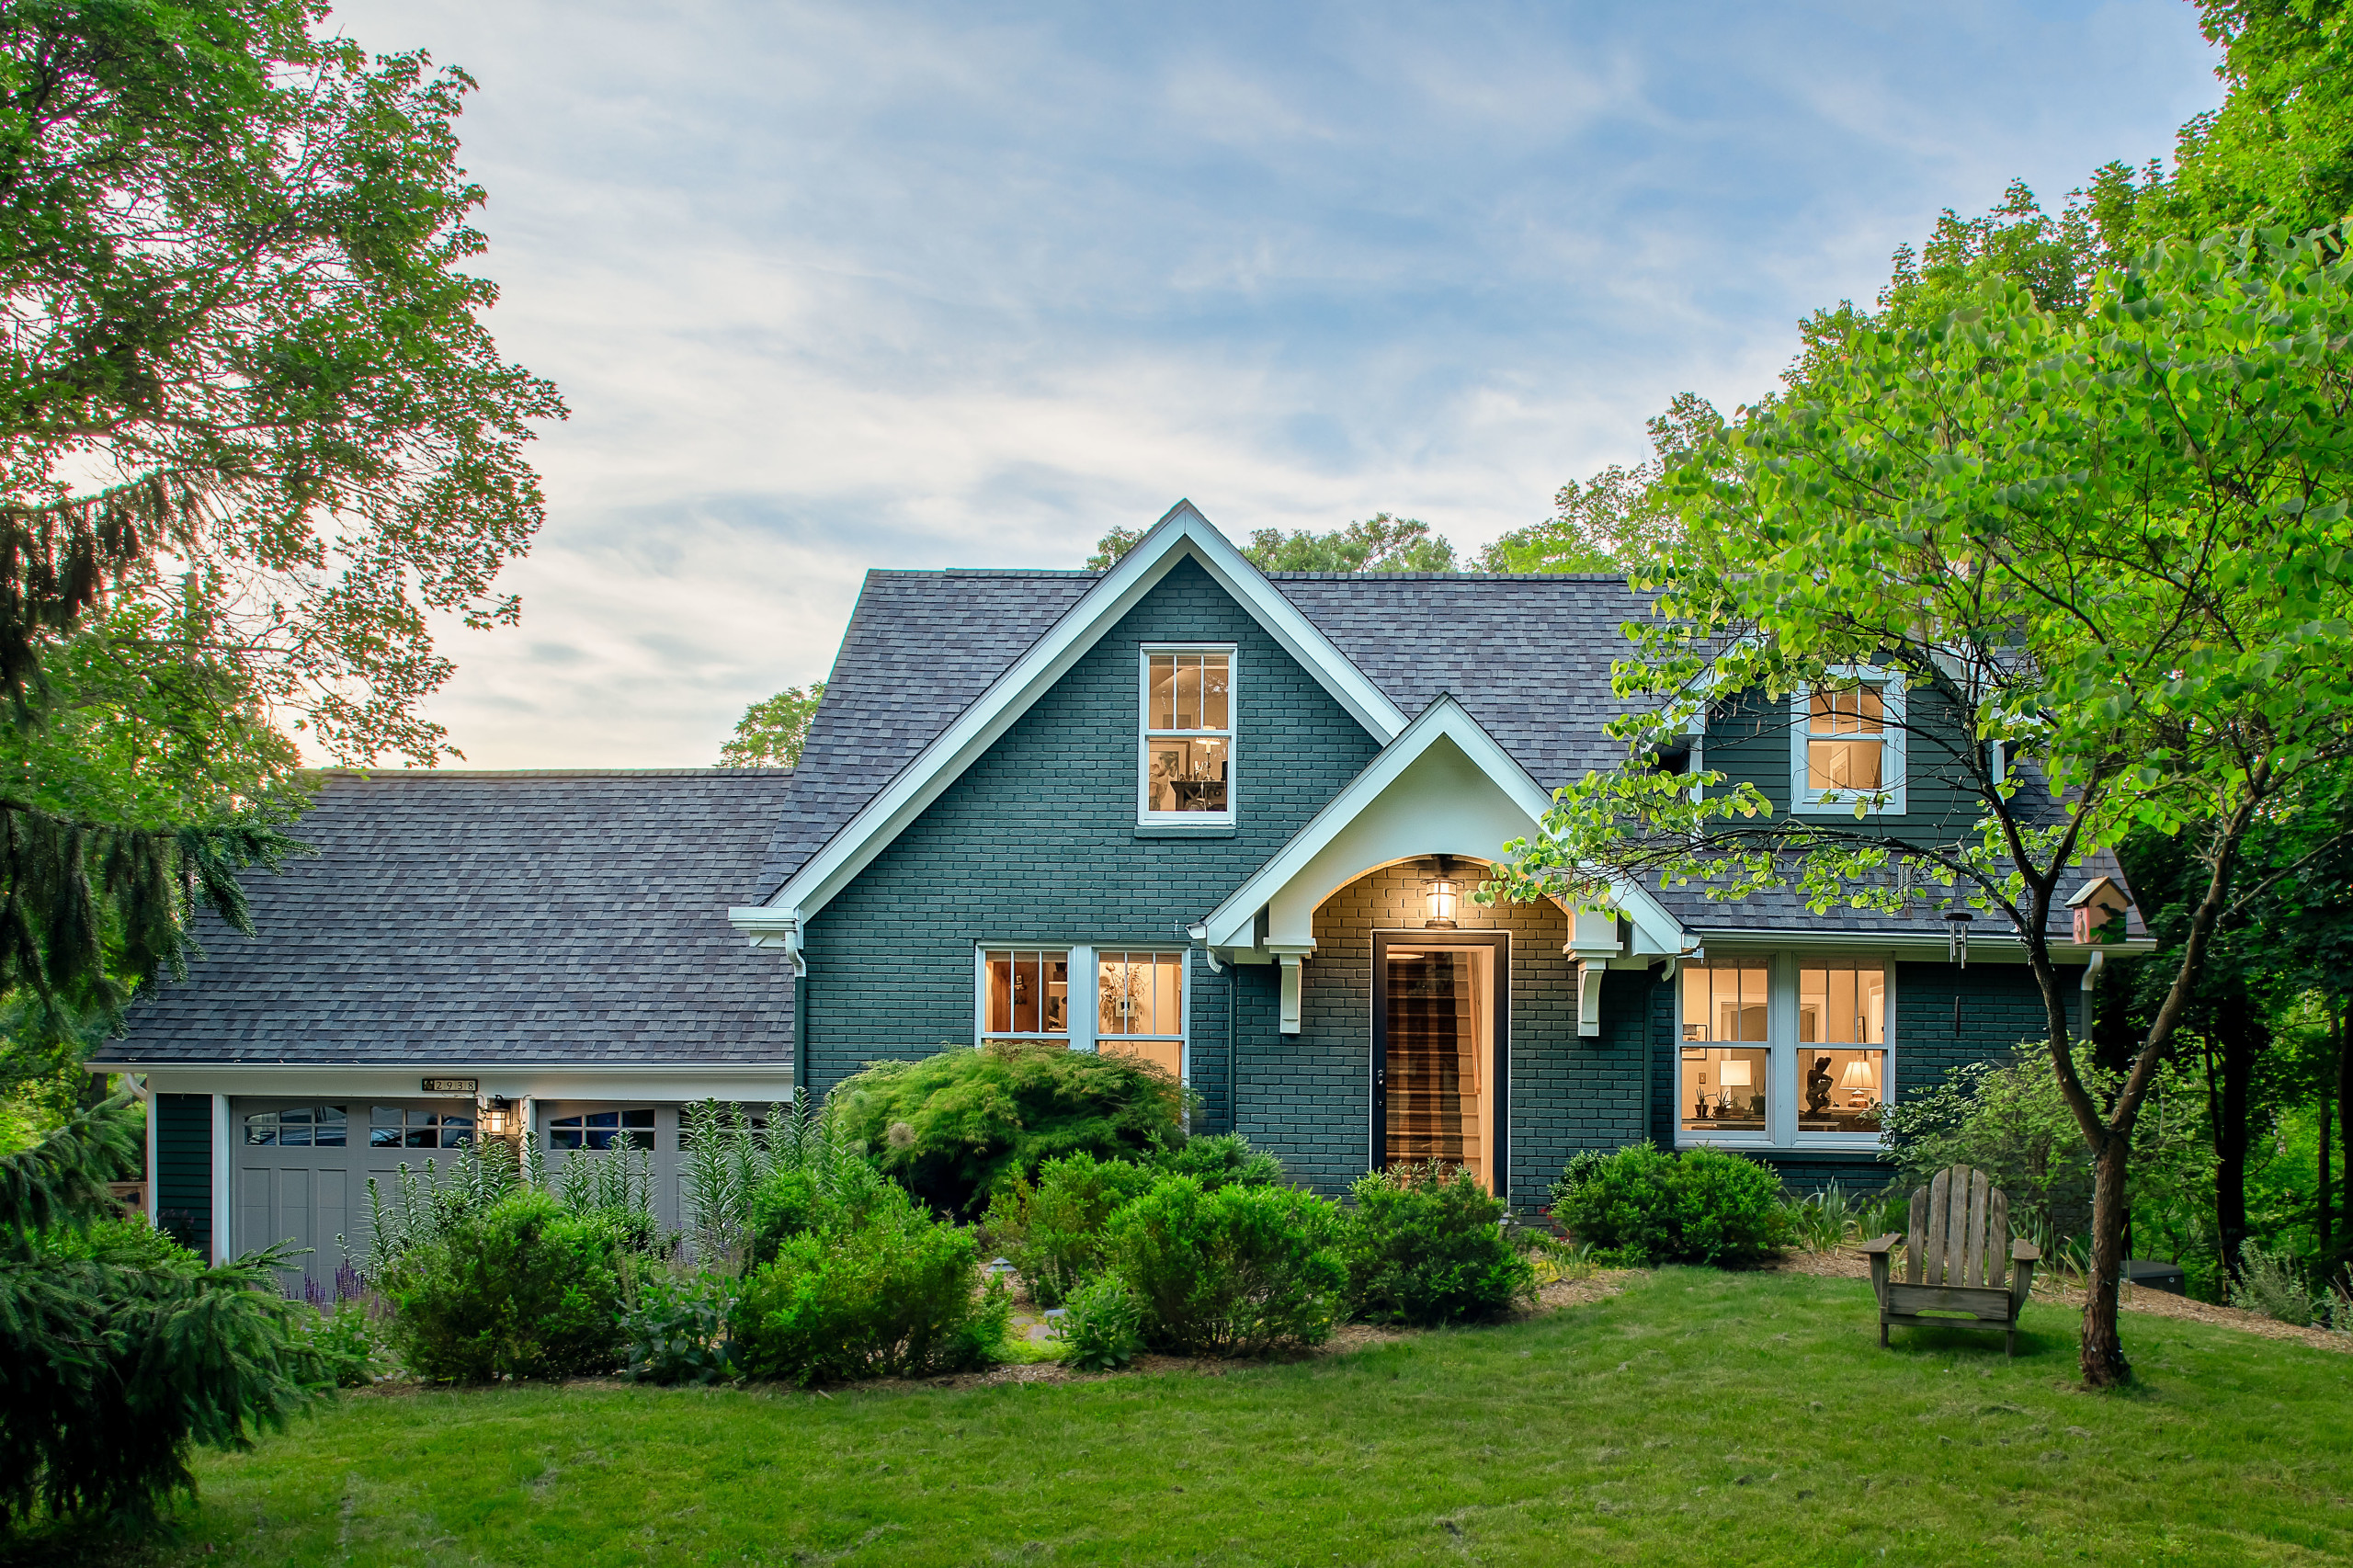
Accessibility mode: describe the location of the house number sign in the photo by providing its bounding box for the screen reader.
[421,1077,479,1095]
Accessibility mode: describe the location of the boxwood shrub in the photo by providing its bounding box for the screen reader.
[1552,1142,1790,1266]
[1103,1176,1346,1356]
[1344,1162,1535,1325]
[378,1188,635,1381]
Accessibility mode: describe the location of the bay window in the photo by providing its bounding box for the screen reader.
[1678,956,1893,1147]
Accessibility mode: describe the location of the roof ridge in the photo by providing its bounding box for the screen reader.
[306,767,794,779]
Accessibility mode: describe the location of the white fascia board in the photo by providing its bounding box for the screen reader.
[761,500,1410,925]
[1200,696,1686,956]
[1683,930,2156,963]
[133,1063,799,1102]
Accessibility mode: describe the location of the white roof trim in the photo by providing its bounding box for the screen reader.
[1199,695,1687,955]
[759,501,1412,923]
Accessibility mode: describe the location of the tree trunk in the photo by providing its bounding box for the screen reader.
[2081,1131,2133,1387]
[2214,993,2260,1282]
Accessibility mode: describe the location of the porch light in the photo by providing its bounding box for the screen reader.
[1422,857,1460,928]
[1944,909,1973,968]
[480,1096,517,1139]
[1840,1057,1876,1089]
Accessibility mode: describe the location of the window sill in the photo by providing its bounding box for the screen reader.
[1134,821,1235,838]
[1791,797,1907,817]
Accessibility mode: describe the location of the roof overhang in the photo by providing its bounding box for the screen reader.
[738,501,1411,937]
[1199,695,1688,958]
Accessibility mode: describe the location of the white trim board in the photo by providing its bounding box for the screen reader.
[735,502,1412,953]
[1199,695,1688,959]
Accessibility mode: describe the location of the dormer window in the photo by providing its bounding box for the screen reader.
[1792,673,1905,814]
[1141,647,1234,822]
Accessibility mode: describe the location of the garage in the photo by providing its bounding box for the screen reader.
[232,1096,477,1289]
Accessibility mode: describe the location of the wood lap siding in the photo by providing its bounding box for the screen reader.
[155,1093,212,1255]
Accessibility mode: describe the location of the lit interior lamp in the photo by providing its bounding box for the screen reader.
[1422,856,1461,929]
[480,1096,517,1139]
[1840,1058,1877,1090]
[1718,1058,1753,1088]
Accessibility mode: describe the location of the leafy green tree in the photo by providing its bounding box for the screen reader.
[1477,394,1719,574]
[719,683,825,767]
[1,1095,328,1529]
[0,0,558,1091]
[1086,513,1458,573]
[1486,231,2353,1386]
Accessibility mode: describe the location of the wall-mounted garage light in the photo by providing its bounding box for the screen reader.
[480,1096,517,1140]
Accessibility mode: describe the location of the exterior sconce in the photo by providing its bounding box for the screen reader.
[1422,856,1461,928]
[480,1096,517,1140]
[1944,909,1973,967]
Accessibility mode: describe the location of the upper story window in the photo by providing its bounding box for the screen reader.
[983,948,1070,1041]
[1141,648,1233,820]
[1792,673,1905,814]
[1679,956,1893,1147]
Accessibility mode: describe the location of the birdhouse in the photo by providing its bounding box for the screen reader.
[2067,875,2133,945]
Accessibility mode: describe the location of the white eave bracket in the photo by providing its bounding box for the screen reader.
[728,906,803,975]
[1267,942,1313,1035]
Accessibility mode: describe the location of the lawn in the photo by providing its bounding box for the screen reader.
[63,1270,2353,1567]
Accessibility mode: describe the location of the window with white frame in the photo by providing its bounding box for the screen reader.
[982,949,1071,1040]
[548,1108,655,1151]
[1793,675,1905,813]
[1141,648,1233,819]
[1678,957,1893,1147]
[1097,949,1185,1078]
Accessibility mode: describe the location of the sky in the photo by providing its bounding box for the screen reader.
[330,0,2224,770]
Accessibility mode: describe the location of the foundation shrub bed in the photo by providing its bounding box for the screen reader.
[730,1187,1008,1385]
[1103,1176,1347,1356]
[1554,1143,1790,1266]
[983,1153,1155,1307]
[623,1270,738,1385]
[1344,1162,1536,1325]
[378,1189,637,1381]
[1052,1272,1145,1370]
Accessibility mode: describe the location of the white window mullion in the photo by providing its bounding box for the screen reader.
[1070,945,1097,1053]
[1768,951,1800,1147]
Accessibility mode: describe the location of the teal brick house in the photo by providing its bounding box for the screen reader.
[98,501,2152,1278]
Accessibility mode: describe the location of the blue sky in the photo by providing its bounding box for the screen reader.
[334,0,2222,768]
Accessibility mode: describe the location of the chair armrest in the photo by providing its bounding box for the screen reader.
[2011,1240,2041,1262]
[1861,1233,1900,1256]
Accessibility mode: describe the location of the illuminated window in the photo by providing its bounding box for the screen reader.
[1680,964,1769,1137]
[1678,960,1895,1144]
[983,949,1071,1040]
[1798,963,1888,1133]
[1097,950,1185,1078]
[1142,649,1233,819]
[1794,676,1904,812]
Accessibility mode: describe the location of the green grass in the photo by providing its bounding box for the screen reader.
[49,1270,2353,1566]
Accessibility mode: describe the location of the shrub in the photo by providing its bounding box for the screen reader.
[1553,1143,1791,1266]
[1344,1162,1535,1325]
[1054,1273,1145,1371]
[624,1269,737,1384]
[984,1152,1156,1307]
[1103,1176,1347,1356]
[1153,1133,1285,1189]
[379,1189,635,1381]
[1545,1148,1610,1215]
[306,1300,391,1388]
[830,1041,1189,1215]
[731,1187,1008,1384]
[2229,1240,2323,1327]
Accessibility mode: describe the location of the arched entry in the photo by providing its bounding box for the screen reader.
[1372,928,1506,1191]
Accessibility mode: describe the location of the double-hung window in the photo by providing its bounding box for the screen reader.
[976,945,1188,1080]
[1793,673,1905,813]
[1141,648,1233,822]
[1678,957,1893,1147]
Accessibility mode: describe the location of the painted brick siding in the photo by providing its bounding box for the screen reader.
[1245,864,1647,1204]
[1646,959,2080,1193]
[156,1092,212,1255]
[800,557,1386,1119]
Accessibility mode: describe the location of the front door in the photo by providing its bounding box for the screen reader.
[1371,931,1508,1196]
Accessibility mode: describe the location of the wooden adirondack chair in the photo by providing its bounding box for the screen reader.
[1861,1165,2040,1356]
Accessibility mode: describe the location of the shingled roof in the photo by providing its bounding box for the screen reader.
[97,769,799,1068]
[756,563,2140,947]
[754,567,1649,898]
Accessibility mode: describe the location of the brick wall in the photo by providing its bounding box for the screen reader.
[800,556,1386,1125]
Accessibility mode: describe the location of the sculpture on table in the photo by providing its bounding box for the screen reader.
[1804,1055,1834,1117]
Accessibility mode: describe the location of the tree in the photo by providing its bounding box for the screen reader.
[1486,230,2353,1386]
[1477,394,1719,574]
[0,1094,328,1528]
[719,683,825,767]
[0,1,558,1084]
[1086,514,1458,574]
